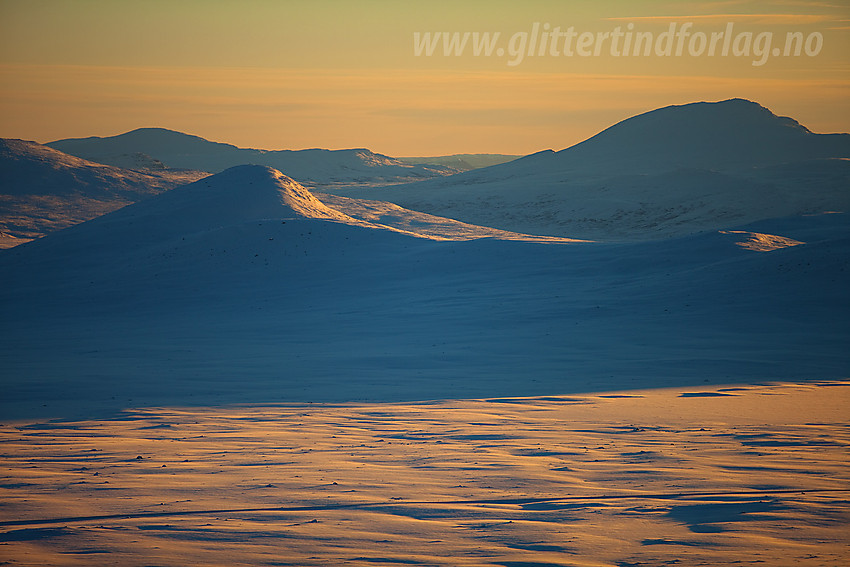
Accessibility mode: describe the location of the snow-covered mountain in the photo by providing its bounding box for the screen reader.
[0,140,558,249]
[0,138,207,247]
[520,98,849,175]
[1,164,847,419]
[0,138,205,198]
[47,128,458,186]
[334,99,850,240]
[398,154,519,171]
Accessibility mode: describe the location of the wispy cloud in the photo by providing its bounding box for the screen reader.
[767,0,845,8]
[2,64,849,154]
[676,0,845,9]
[607,14,836,24]
[674,1,756,9]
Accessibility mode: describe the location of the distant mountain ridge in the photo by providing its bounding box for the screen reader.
[0,138,207,247]
[0,138,198,198]
[47,128,458,186]
[528,98,849,175]
[0,140,570,249]
[11,98,850,245]
[397,154,520,171]
[337,99,850,240]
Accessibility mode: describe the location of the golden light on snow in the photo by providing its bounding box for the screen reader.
[0,2,848,565]
[1,381,848,565]
[719,230,805,251]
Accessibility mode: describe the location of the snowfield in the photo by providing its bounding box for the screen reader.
[1,382,848,566]
[1,164,846,421]
[1,99,848,565]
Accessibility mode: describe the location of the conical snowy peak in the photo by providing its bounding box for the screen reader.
[118,164,354,231]
[38,164,361,248]
[182,165,352,222]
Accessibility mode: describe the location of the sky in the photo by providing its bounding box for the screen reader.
[1,0,848,156]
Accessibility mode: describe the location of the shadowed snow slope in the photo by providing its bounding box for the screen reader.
[47,128,457,185]
[527,98,849,175]
[1,162,847,420]
[334,99,850,240]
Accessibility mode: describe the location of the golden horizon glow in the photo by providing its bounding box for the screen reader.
[1,0,848,155]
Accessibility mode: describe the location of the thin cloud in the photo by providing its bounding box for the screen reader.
[675,1,756,9]
[670,1,844,9]
[607,14,835,24]
[768,0,845,8]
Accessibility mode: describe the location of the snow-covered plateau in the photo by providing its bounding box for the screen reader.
[1,99,848,566]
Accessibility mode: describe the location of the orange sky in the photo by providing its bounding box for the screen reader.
[1,0,848,156]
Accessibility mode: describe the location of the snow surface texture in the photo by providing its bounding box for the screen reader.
[47,128,458,185]
[1,164,847,421]
[332,99,850,240]
[2,103,850,565]
[1,381,847,566]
